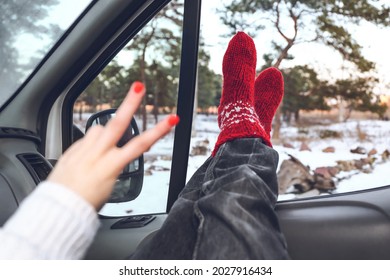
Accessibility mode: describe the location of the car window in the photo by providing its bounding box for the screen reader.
[187,1,390,202]
[0,0,92,106]
[73,0,184,217]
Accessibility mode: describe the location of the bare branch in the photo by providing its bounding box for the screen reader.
[275,1,292,42]
[297,8,311,18]
[290,8,299,41]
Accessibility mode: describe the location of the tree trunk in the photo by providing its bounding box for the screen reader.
[92,96,97,113]
[271,42,294,143]
[271,2,299,143]
[338,96,346,122]
[98,85,104,111]
[153,90,159,124]
[192,67,199,137]
[140,50,147,132]
[78,103,83,121]
[274,41,293,69]
[294,110,300,124]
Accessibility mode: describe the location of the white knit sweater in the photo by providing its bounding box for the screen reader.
[0,181,100,259]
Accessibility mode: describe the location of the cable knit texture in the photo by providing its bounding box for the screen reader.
[212,32,266,156]
[254,67,284,139]
[0,181,100,259]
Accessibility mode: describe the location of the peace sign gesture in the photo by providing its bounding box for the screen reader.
[48,82,179,210]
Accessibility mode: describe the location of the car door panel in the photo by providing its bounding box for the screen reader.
[277,186,390,259]
[85,214,167,259]
[0,137,49,226]
[0,173,18,226]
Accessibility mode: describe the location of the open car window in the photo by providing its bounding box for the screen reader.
[187,1,390,202]
[73,0,184,217]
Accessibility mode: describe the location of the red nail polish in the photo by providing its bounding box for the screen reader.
[133,81,144,94]
[168,115,180,126]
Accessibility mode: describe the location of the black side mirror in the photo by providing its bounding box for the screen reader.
[86,109,144,203]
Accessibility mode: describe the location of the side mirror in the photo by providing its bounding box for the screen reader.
[86,109,144,203]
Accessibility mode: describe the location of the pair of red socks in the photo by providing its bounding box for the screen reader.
[212,32,284,156]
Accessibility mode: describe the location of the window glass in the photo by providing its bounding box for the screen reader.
[187,1,390,201]
[0,0,92,106]
[73,0,184,217]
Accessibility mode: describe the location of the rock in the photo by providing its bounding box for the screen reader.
[278,155,339,194]
[191,145,208,156]
[328,166,340,177]
[300,142,311,151]
[146,164,170,173]
[160,155,172,161]
[313,167,338,191]
[319,129,342,139]
[382,150,390,161]
[358,157,375,168]
[350,146,366,155]
[367,157,376,165]
[277,154,314,194]
[362,169,372,174]
[314,166,340,179]
[191,139,210,156]
[354,159,366,170]
[322,146,335,153]
[144,155,158,162]
[154,166,170,172]
[368,148,377,156]
[336,160,356,172]
[314,167,333,179]
[313,173,336,191]
[283,143,294,149]
[333,156,372,176]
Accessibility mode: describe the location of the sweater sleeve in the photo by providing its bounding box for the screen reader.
[0,181,100,259]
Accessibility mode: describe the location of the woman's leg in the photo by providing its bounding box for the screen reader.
[131,32,288,259]
[192,138,289,259]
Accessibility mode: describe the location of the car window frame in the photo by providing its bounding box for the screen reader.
[56,0,201,214]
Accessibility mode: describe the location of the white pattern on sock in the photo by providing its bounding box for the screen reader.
[219,101,263,130]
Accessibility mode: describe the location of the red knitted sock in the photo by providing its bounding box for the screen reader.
[254,67,284,146]
[212,32,267,156]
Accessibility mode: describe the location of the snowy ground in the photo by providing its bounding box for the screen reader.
[190,115,390,201]
[75,113,390,216]
[276,120,390,200]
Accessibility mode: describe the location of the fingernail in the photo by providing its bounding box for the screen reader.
[168,114,180,126]
[133,81,145,94]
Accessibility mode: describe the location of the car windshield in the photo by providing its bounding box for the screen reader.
[0,0,92,107]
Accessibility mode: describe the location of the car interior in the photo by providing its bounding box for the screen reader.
[1,0,390,260]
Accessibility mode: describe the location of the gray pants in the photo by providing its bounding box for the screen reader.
[131,138,289,259]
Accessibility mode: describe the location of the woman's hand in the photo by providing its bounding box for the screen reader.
[48,82,179,210]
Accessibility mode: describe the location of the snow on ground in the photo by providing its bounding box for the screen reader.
[75,113,390,216]
[100,169,171,217]
[276,119,390,200]
[185,116,390,202]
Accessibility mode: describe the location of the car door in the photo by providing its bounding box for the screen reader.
[276,186,390,259]
[45,0,201,259]
[184,1,390,260]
